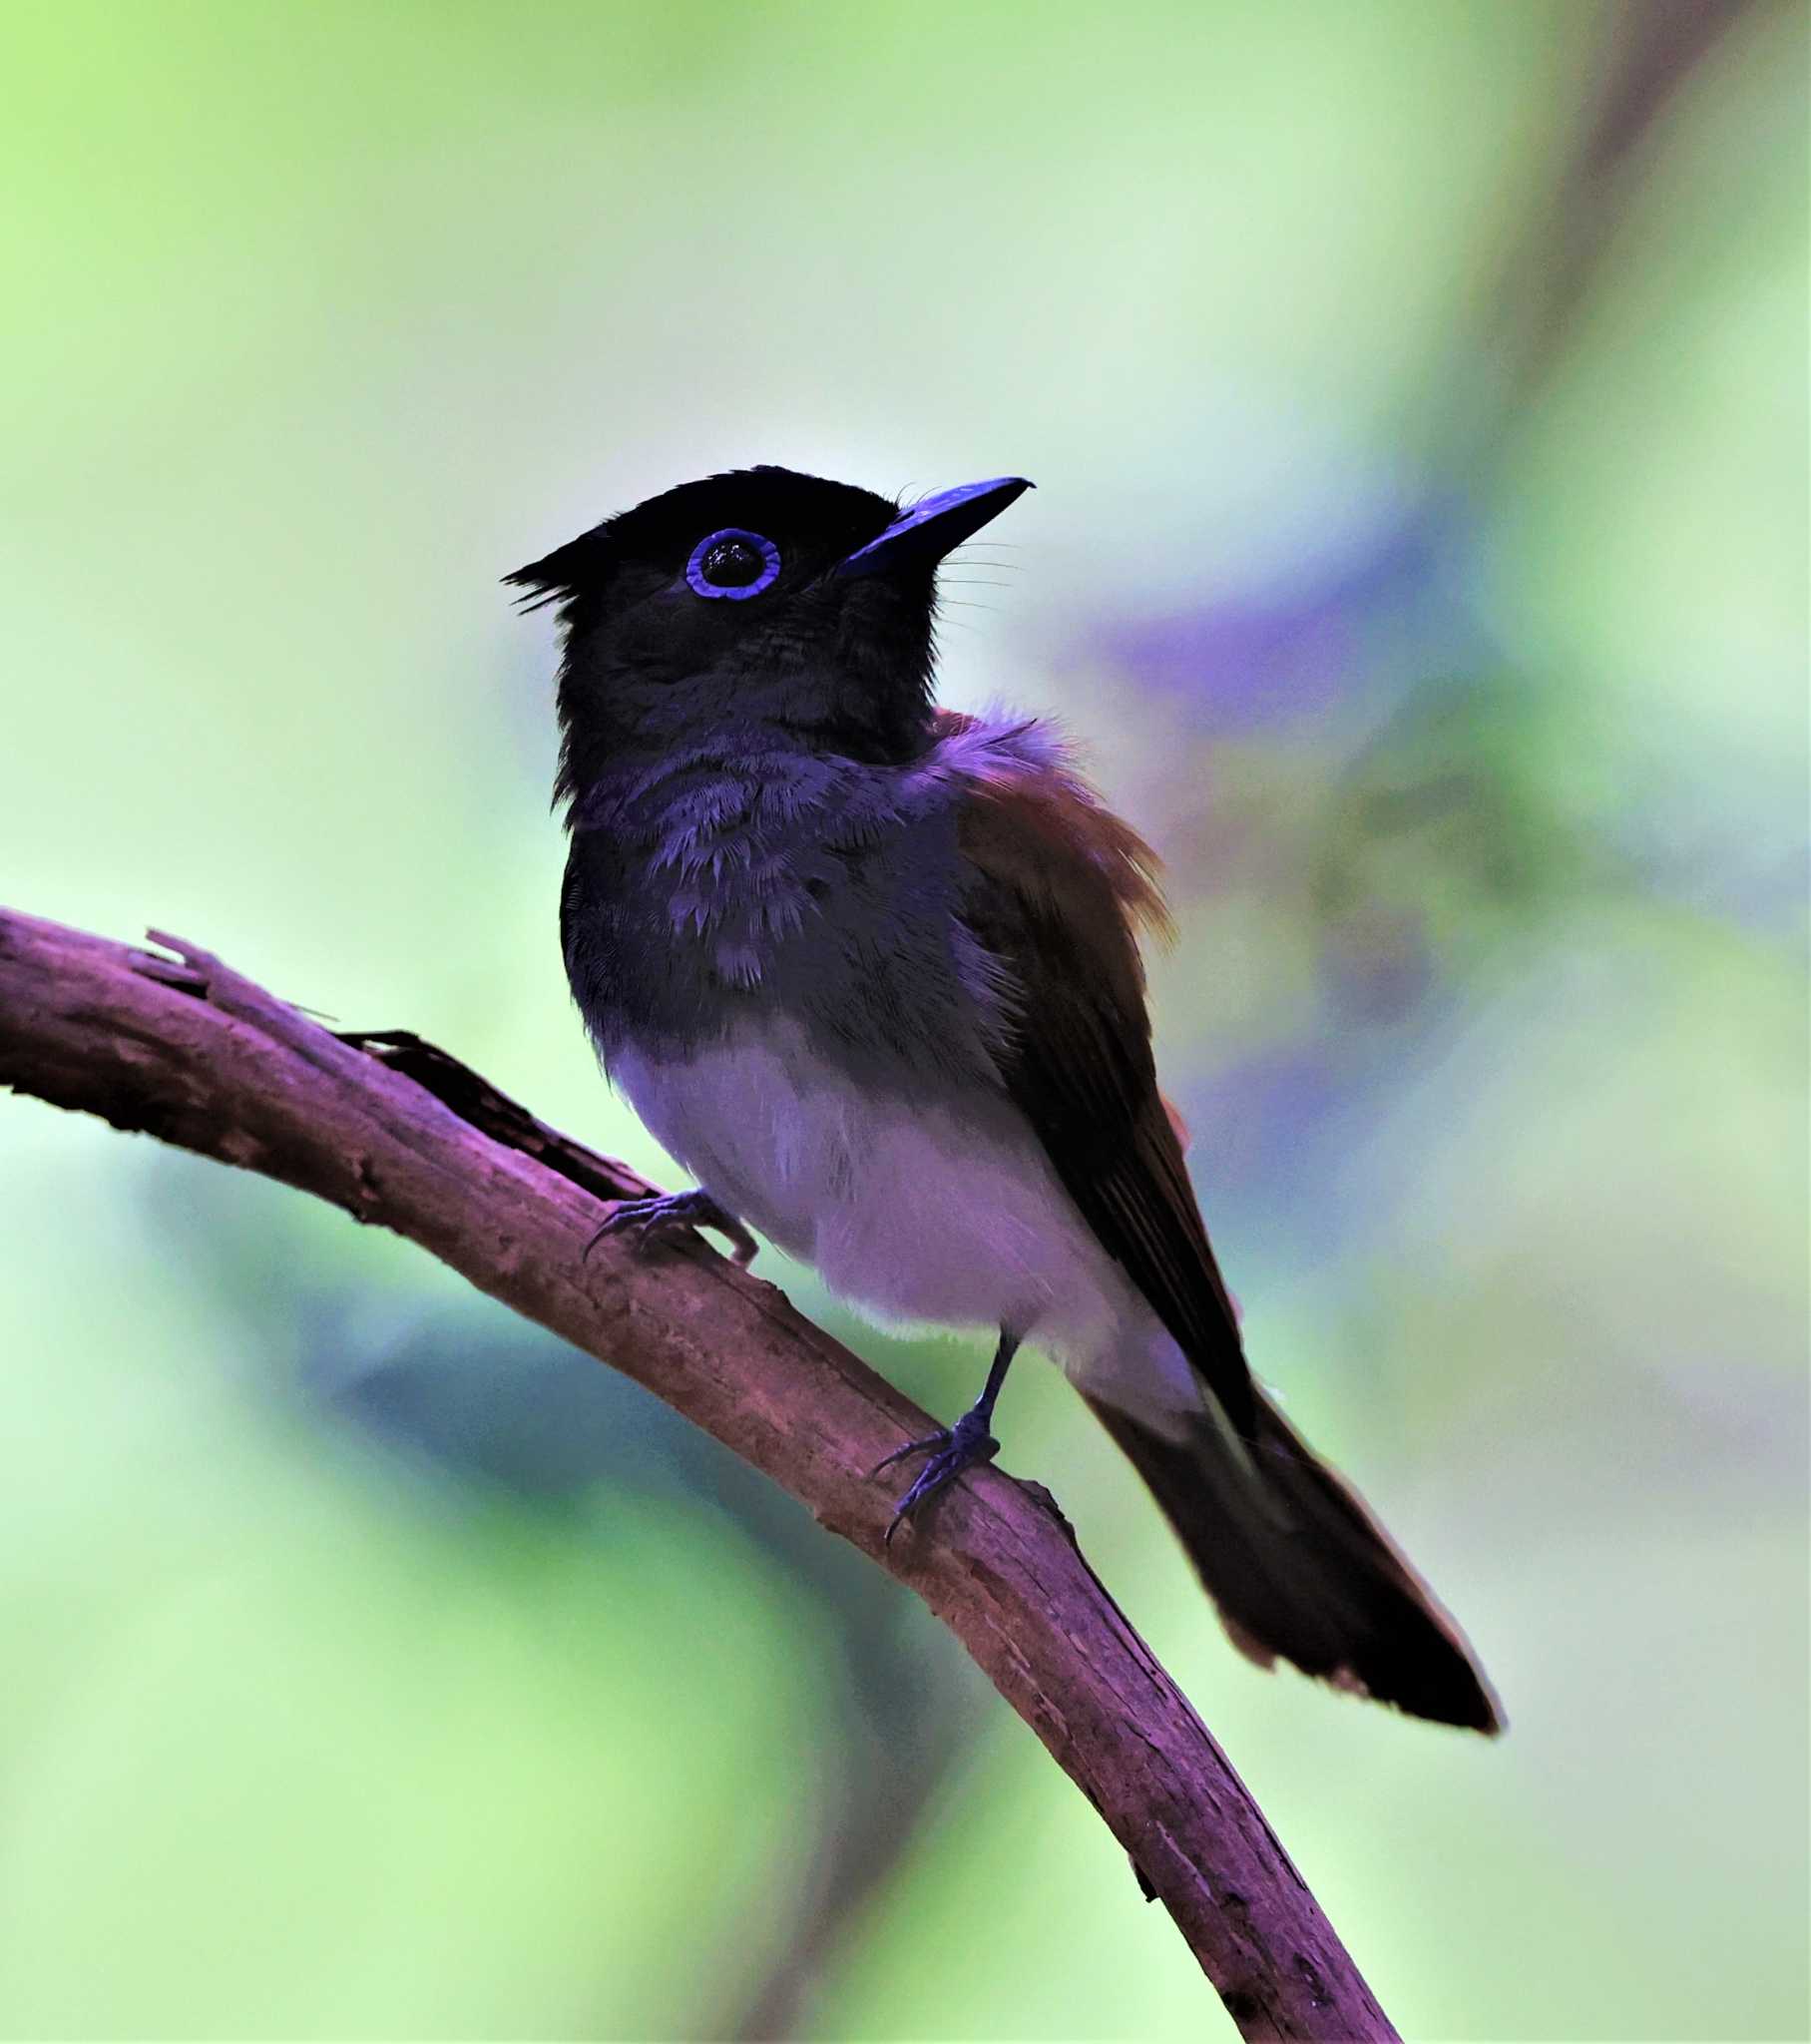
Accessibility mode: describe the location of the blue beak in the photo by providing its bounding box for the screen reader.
[834,475,1033,580]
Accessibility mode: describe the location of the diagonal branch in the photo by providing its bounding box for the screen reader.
[0,903,1398,2043]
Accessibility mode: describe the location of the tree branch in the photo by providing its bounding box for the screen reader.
[0,903,1398,2043]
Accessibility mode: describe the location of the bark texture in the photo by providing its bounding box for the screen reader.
[0,904,1399,2042]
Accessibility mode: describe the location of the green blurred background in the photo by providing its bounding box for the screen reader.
[2,2,1805,2038]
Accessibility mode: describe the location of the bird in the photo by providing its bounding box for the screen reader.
[509,465,1502,1735]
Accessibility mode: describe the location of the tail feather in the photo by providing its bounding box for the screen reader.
[1084,1387,1503,1734]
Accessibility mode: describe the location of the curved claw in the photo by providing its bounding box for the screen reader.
[583,1189,758,1267]
[870,1428,952,1479]
[878,1410,1000,1544]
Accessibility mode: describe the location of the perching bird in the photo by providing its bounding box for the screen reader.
[510,466,1501,1734]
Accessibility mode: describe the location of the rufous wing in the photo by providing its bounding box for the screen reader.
[944,719,1256,1437]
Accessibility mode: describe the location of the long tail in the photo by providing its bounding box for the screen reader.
[1083,1387,1503,1734]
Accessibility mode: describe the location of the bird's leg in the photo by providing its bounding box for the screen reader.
[875,1326,1022,1543]
[585,1187,759,1267]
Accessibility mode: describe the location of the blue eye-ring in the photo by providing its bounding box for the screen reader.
[686,528,781,600]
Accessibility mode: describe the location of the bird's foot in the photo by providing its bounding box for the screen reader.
[585,1188,758,1267]
[874,1405,1000,1543]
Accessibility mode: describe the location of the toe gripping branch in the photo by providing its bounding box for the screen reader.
[873,1326,1021,1543]
[585,1187,759,1268]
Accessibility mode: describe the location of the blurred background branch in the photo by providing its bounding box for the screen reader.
[0,902,1406,2043]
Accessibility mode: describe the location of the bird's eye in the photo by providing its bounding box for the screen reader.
[685,528,781,600]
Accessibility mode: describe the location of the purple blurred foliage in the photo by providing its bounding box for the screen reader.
[1094,493,1483,734]
[1183,1046,1378,1272]
[1174,971,1474,1280]
[1182,1040,1349,1253]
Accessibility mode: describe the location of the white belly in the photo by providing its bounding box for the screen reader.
[609,1019,1200,1426]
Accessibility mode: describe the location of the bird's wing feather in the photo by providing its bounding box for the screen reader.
[939,714,1256,1436]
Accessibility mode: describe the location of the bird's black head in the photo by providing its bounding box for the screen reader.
[508,465,1030,811]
